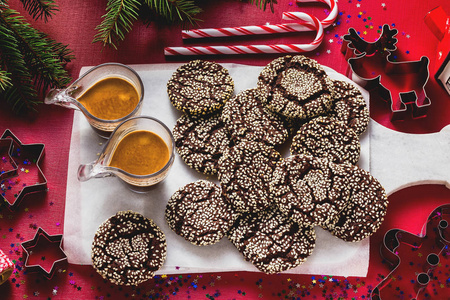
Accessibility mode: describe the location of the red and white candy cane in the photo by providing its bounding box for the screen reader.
[181,0,337,39]
[181,20,317,40]
[283,0,338,28]
[164,13,323,56]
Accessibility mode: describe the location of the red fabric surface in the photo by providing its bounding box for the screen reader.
[1,0,450,299]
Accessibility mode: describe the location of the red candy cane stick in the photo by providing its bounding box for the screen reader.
[164,13,323,56]
[181,0,337,39]
[283,0,338,28]
[181,21,317,40]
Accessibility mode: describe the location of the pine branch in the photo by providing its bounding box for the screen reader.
[248,0,277,12]
[0,23,38,112]
[143,0,202,27]
[0,1,72,113]
[1,6,72,91]
[19,0,58,22]
[93,0,142,49]
[0,69,12,90]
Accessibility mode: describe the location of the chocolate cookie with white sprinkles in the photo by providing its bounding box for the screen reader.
[165,180,237,246]
[329,79,369,136]
[173,113,233,175]
[218,141,282,213]
[167,60,234,117]
[257,55,334,120]
[227,206,316,274]
[270,154,353,229]
[324,165,388,242]
[290,116,361,165]
[91,211,167,286]
[220,88,291,147]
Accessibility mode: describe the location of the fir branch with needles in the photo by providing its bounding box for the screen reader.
[94,0,277,49]
[19,0,58,22]
[93,0,142,49]
[0,0,73,113]
[248,0,277,13]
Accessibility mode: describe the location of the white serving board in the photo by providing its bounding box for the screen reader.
[64,63,374,277]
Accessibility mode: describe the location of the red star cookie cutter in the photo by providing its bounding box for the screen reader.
[371,204,450,299]
[21,227,67,279]
[0,129,47,210]
[341,24,431,121]
[0,138,18,181]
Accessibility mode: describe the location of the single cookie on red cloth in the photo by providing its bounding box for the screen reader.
[218,141,282,213]
[290,116,361,165]
[257,55,334,120]
[270,154,353,229]
[165,180,237,246]
[227,206,316,274]
[91,211,167,286]
[220,88,291,147]
[167,60,234,117]
[172,114,233,175]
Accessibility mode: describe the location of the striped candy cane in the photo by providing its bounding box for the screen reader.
[164,13,323,56]
[283,0,338,28]
[181,0,337,39]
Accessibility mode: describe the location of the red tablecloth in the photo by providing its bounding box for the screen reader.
[1,0,450,299]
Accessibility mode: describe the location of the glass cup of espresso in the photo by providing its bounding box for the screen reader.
[77,116,175,192]
[45,63,144,138]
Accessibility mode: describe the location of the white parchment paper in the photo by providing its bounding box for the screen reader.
[64,63,370,276]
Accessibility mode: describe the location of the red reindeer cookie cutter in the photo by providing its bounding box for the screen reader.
[371,204,450,299]
[341,24,431,121]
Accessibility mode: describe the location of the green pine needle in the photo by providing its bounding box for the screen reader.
[93,0,142,49]
[143,0,202,27]
[0,22,38,112]
[0,69,12,90]
[19,0,58,22]
[0,1,72,113]
[94,0,276,49]
[248,0,277,12]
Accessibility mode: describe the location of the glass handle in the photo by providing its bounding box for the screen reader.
[77,162,114,182]
[45,87,80,110]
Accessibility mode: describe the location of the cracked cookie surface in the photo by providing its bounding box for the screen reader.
[167,60,234,116]
[227,206,316,274]
[329,79,369,136]
[91,211,166,286]
[221,88,291,147]
[325,166,388,242]
[270,155,353,229]
[257,55,334,120]
[165,180,236,246]
[173,114,233,175]
[218,141,282,213]
[290,116,361,165]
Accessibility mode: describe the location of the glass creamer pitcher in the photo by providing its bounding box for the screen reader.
[45,63,144,137]
[77,116,175,192]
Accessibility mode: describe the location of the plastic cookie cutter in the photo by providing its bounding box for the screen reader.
[0,129,47,210]
[164,0,339,55]
[21,227,67,279]
[341,24,431,121]
[371,204,450,300]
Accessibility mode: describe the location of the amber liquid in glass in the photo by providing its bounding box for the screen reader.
[108,130,170,175]
[77,77,139,120]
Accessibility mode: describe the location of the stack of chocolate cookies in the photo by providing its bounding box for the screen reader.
[165,56,387,274]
